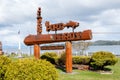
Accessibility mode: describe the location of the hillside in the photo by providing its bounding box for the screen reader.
[93,40,120,45]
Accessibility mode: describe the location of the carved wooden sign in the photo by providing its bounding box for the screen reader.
[41,46,65,50]
[24,7,92,73]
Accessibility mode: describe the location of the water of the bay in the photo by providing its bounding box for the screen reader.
[3,45,120,55]
[88,45,120,54]
[71,45,120,55]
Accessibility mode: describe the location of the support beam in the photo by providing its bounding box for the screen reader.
[34,44,40,59]
[65,41,72,73]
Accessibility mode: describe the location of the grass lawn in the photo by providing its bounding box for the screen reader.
[58,58,120,80]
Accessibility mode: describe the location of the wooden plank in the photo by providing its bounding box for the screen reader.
[41,46,65,50]
[24,30,92,45]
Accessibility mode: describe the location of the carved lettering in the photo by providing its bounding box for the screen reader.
[69,32,75,39]
[62,33,68,40]
[75,32,81,39]
[55,34,62,40]
[53,32,82,41]
[45,21,79,32]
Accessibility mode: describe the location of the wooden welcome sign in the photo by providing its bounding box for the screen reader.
[24,7,92,73]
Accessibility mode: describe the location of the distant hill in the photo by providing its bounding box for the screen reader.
[93,40,120,45]
[72,40,120,46]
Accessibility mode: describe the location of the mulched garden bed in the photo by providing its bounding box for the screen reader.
[56,64,113,74]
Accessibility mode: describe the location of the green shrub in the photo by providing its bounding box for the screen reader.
[54,57,60,65]
[58,51,66,65]
[72,56,81,64]
[58,52,91,65]
[81,56,91,65]
[5,58,58,80]
[72,56,90,65]
[41,52,57,58]
[41,52,58,64]
[0,56,11,80]
[90,51,118,70]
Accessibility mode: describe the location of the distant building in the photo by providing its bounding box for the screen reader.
[0,42,3,55]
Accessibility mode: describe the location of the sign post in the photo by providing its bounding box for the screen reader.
[34,44,40,59]
[66,41,72,73]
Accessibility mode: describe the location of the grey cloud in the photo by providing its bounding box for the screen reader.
[38,0,120,29]
[0,0,120,47]
[0,0,39,27]
[1,0,120,27]
[90,9,120,26]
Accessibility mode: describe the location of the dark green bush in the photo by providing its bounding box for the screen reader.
[5,58,58,80]
[41,52,58,64]
[90,51,118,70]
[58,51,66,65]
[0,56,11,80]
[72,56,90,65]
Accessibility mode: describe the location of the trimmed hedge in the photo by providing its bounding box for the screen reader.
[90,51,118,70]
[0,56,11,80]
[41,51,91,66]
[41,52,58,64]
[4,58,58,80]
[58,52,90,65]
[72,56,90,65]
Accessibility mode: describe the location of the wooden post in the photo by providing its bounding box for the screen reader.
[34,44,40,59]
[65,41,72,73]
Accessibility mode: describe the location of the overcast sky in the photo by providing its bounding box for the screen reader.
[0,0,120,48]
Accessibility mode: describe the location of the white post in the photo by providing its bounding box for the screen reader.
[18,33,21,50]
[18,30,22,58]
